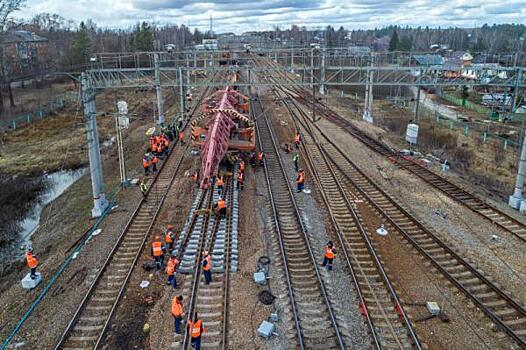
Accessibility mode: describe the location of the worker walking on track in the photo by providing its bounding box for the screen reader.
[188,312,206,350]
[322,241,337,270]
[237,171,244,190]
[215,197,227,219]
[293,153,300,172]
[296,169,305,193]
[165,225,176,253]
[26,248,38,279]
[143,156,150,175]
[294,131,302,148]
[140,179,148,200]
[151,154,159,172]
[202,251,212,285]
[166,254,180,289]
[239,159,245,173]
[172,295,184,335]
[151,236,165,270]
[258,151,265,166]
[216,176,224,196]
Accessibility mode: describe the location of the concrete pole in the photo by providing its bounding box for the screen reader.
[178,66,185,122]
[319,48,326,95]
[362,56,374,123]
[414,86,421,123]
[154,54,165,125]
[310,48,314,89]
[509,133,526,210]
[194,51,197,68]
[81,73,108,218]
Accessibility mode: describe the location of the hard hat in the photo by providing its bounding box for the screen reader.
[204,251,209,255]
[155,235,160,240]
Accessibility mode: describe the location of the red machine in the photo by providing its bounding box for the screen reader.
[191,75,255,188]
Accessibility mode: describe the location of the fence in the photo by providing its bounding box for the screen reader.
[0,92,78,132]
[417,107,522,151]
[441,93,492,115]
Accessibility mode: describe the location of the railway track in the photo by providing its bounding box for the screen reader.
[260,55,526,243]
[54,86,211,350]
[171,174,236,350]
[276,90,422,350]
[287,99,526,348]
[253,92,347,349]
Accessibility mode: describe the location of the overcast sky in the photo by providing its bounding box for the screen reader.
[18,0,526,33]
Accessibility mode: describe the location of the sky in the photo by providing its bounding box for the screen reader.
[17,0,526,33]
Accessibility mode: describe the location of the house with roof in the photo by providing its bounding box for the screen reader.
[410,54,445,67]
[1,30,49,79]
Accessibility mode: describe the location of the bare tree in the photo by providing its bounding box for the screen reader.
[0,0,26,111]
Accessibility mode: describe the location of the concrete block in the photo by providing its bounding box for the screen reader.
[258,320,275,338]
[509,195,523,210]
[21,273,42,289]
[254,271,266,285]
[520,200,526,213]
[426,301,440,316]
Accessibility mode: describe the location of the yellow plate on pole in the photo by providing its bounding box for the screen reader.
[145,127,156,136]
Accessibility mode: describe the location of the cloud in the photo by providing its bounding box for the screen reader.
[18,0,526,33]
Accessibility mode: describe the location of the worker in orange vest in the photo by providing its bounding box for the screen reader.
[26,248,38,279]
[151,154,159,172]
[237,171,244,190]
[188,312,206,350]
[166,254,180,288]
[172,295,184,334]
[143,156,150,175]
[151,236,165,270]
[215,197,226,219]
[296,169,305,193]
[239,159,245,173]
[322,241,337,270]
[179,130,185,144]
[258,151,265,166]
[165,225,176,253]
[294,131,301,148]
[202,251,212,285]
[216,176,224,196]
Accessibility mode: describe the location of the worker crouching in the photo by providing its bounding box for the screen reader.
[215,197,226,219]
[151,236,166,270]
[322,241,337,270]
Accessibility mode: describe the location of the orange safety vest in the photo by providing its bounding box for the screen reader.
[239,161,245,171]
[217,199,226,209]
[26,253,38,268]
[297,172,305,184]
[237,172,243,182]
[166,258,178,276]
[179,131,185,141]
[294,134,301,143]
[152,241,163,256]
[325,246,335,259]
[192,172,198,181]
[152,156,159,164]
[143,159,149,168]
[171,298,183,317]
[202,254,211,271]
[189,320,205,338]
[151,143,158,153]
[258,152,264,161]
[165,231,174,243]
[217,178,224,186]
[164,139,169,147]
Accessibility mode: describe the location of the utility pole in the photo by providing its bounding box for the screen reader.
[319,48,326,95]
[178,66,185,122]
[154,53,165,125]
[116,101,129,188]
[362,54,374,123]
[509,133,526,211]
[414,86,421,123]
[310,48,314,89]
[81,73,108,218]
